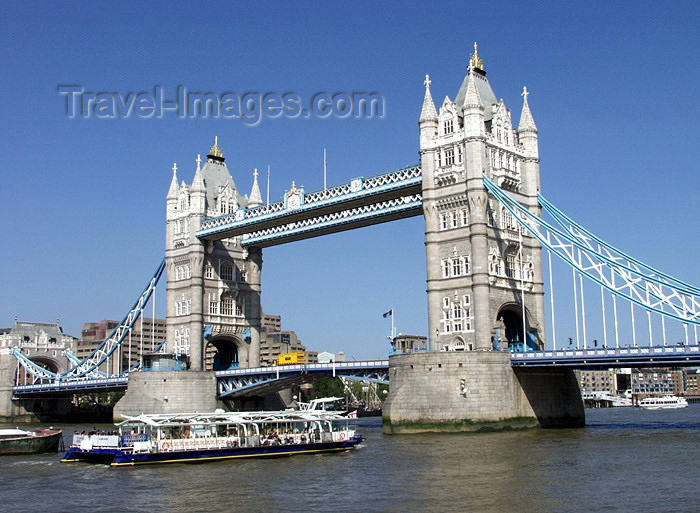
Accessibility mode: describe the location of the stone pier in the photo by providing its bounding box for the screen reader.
[382,352,584,434]
[113,371,221,421]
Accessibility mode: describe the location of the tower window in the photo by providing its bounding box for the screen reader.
[220,262,234,281]
[444,118,454,134]
[221,298,234,316]
[445,148,455,166]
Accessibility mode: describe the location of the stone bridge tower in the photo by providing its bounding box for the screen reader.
[165,139,263,371]
[383,45,583,433]
[419,44,546,353]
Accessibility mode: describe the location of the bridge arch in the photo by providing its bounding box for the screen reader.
[204,335,240,371]
[496,303,532,351]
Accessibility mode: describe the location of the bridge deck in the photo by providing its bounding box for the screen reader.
[510,345,700,368]
[12,346,700,397]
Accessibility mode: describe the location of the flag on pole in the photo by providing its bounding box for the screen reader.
[382,309,393,318]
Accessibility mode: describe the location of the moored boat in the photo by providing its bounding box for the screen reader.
[62,408,363,466]
[0,427,63,455]
[639,395,688,410]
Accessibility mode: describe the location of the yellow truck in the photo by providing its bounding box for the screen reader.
[275,352,306,365]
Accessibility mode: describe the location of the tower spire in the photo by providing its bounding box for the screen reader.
[419,74,438,123]
[469,41,484,72]
[192,154,205,191]
[463,68,483,110]
[248,168,264,208]
[167,162,179,199]
[518,86,538,133]
[207,136,225,162]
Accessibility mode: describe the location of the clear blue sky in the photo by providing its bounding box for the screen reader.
[1,2,698,359]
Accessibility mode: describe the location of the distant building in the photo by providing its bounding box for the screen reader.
[317,351,334,363]
[261,314,281,334]
[684,368,700,397]
[78,318,167,374]
[578,367,686,397]
[578,369,619,394]
[316,351,348,363]
[258,329,317,367]
[632,368,684,396]
[255,313,317,367]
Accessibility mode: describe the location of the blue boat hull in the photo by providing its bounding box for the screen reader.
[63,437,363,466]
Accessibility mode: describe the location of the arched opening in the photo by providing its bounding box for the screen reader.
[204,336,240,371]
[496,304,533,352]
[451,337,465,351]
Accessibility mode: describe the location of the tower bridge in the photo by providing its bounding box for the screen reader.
[4,45,699,429]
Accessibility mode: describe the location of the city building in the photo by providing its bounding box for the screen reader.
[578,367,686,397]
[317,352,345,363]
[578,369,618,394]
[632,368,684,396]
[258,329,317,367]
[684,368,700,398]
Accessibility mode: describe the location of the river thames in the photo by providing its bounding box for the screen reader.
[2,405,698,513]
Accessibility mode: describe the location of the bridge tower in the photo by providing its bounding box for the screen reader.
[419,43,546,352]
[165,139,263,371]
[383,45,583,433]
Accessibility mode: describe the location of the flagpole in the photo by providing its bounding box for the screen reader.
[266,165,270,205]
[323,148,327,191]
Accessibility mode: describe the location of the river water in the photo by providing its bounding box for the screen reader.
[2,405,698,513]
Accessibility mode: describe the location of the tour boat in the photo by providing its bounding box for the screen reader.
[0,427,63,455]
[639,395,688,410]
[62,408,363,466]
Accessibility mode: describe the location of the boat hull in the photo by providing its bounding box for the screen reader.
[63,437,363,466]
[0,429,62,455]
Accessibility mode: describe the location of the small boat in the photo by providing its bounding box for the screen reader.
[0,427,63,455]
[639,395,688,410]
[62,408,363,466]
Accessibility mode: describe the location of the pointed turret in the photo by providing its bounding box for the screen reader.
[190,154,206,215]
[192,154,205,192]
[463,69,483,111]
[167,163,179,199]
[462,69,485,136]
[419,74,438,123]
[248,168,264,208]
[518,86,538,134]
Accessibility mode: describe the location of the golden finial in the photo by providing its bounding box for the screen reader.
[209,136,223,159]
[469,42,484,71]
[290,180,298,193]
